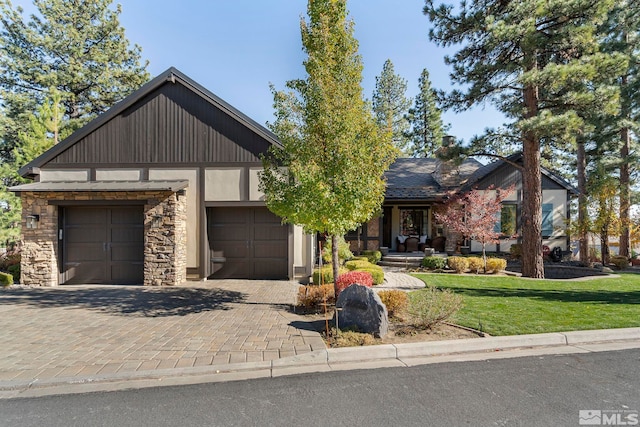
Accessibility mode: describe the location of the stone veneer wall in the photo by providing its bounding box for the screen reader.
[144,191,187,286]
[20,190,187,287]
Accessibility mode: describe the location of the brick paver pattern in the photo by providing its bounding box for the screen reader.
[0,280,326,382]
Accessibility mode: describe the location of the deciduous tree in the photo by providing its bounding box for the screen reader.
[260,0,397,290]
[434,185,515,270]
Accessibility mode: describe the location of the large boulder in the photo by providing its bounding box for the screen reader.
[334,284,389,338]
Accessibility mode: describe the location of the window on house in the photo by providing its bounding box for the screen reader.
[542,203,554,236]
[400,209,425,235]
[494,204,517,236]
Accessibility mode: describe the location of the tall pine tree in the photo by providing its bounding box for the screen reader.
[598,2,640,258]
[425,0,619,278]
[260,0,397,288]
[406,68,444,158]
[372,59,412,154]
[0,0,149,160]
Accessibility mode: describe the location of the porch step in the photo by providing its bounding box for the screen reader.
[379,252,448,269]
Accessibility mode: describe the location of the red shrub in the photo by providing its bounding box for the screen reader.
[335,271,373,296]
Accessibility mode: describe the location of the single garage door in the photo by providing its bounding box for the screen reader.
[62,206,144,285]
[207,207,289,279]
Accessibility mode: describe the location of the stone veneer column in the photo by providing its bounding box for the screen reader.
[20,192,59,286]
[144,191,187,286]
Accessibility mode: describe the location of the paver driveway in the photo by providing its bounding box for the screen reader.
[0,280,326,383]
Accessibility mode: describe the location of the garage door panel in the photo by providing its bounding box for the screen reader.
[211,225,249,241]
[111,208,142,224]
[254,225,288,241]
[65,208,107,224]
[111,227,144,243]
[64,263,108,284]
[63,206,143,285]
[254,209,282,224]
[208,207,288,279]
[111,244,143,262]
[66,244,104,262]
[66,228,106,243]
[111,264,143,284]
[254,242,287,259]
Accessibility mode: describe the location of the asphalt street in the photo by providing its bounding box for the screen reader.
[1,349,638,427]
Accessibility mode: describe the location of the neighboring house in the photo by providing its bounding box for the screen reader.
[11,68,577,287]
[11,68,314,286]
[349,155,577,255]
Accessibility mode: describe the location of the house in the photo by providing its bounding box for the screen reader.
[347,155,577,255]
[11,68,315,286]
[11,68,577,287]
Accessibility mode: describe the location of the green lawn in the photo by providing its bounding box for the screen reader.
[411,272,640,336]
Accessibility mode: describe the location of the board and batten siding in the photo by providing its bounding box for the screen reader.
[46,83,272,166]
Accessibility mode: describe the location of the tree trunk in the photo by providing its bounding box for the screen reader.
[521,58,544,278]
[601,225,610,265]
[331,234,340,295]
[619,71,631,258]
[577,140,589,264]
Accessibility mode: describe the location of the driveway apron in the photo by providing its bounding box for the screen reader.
[0,280,326,382]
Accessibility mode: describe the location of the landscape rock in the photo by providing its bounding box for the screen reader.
[334,284,389,338]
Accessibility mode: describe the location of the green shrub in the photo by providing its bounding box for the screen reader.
[357,266,384,285]
[467,257,484,274]
[408,286,463,329]
[378,290,408,320]
[297,284,334,310]
[610,256,629,270]
[322,236,353,264]
[344,260,373,271]
[7,264,20,283]
[361,250,382,264]
[312,265,347,285]
[0,271,13,287]
[485,257,507,273]
[350,256,369,262]
[509,243,522,259]
[447,256,469,273]
[422,256,447,270]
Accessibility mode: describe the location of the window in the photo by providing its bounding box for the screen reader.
[400,209,425,235]
[542,203,553,236]
[494,204,517,235]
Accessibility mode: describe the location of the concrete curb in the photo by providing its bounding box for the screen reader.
[2,327,640,398]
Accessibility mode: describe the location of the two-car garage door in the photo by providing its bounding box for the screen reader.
[61,206,144,285]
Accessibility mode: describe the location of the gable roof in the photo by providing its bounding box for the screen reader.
[384,157,483,200]
[19,67,281,177]
[385,154,578,201]
[461,153,578,194]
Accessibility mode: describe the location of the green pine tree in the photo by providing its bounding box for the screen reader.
[425,0,620,278]
[0,89,67,244]
[372,59,412,154]
[260,0,397,288]
[0,0,150,161]
[405,68,445,158]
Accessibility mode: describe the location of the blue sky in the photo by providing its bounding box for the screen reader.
[17,0,506,144]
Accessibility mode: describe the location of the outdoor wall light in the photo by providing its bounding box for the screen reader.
[25,214,40,229]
